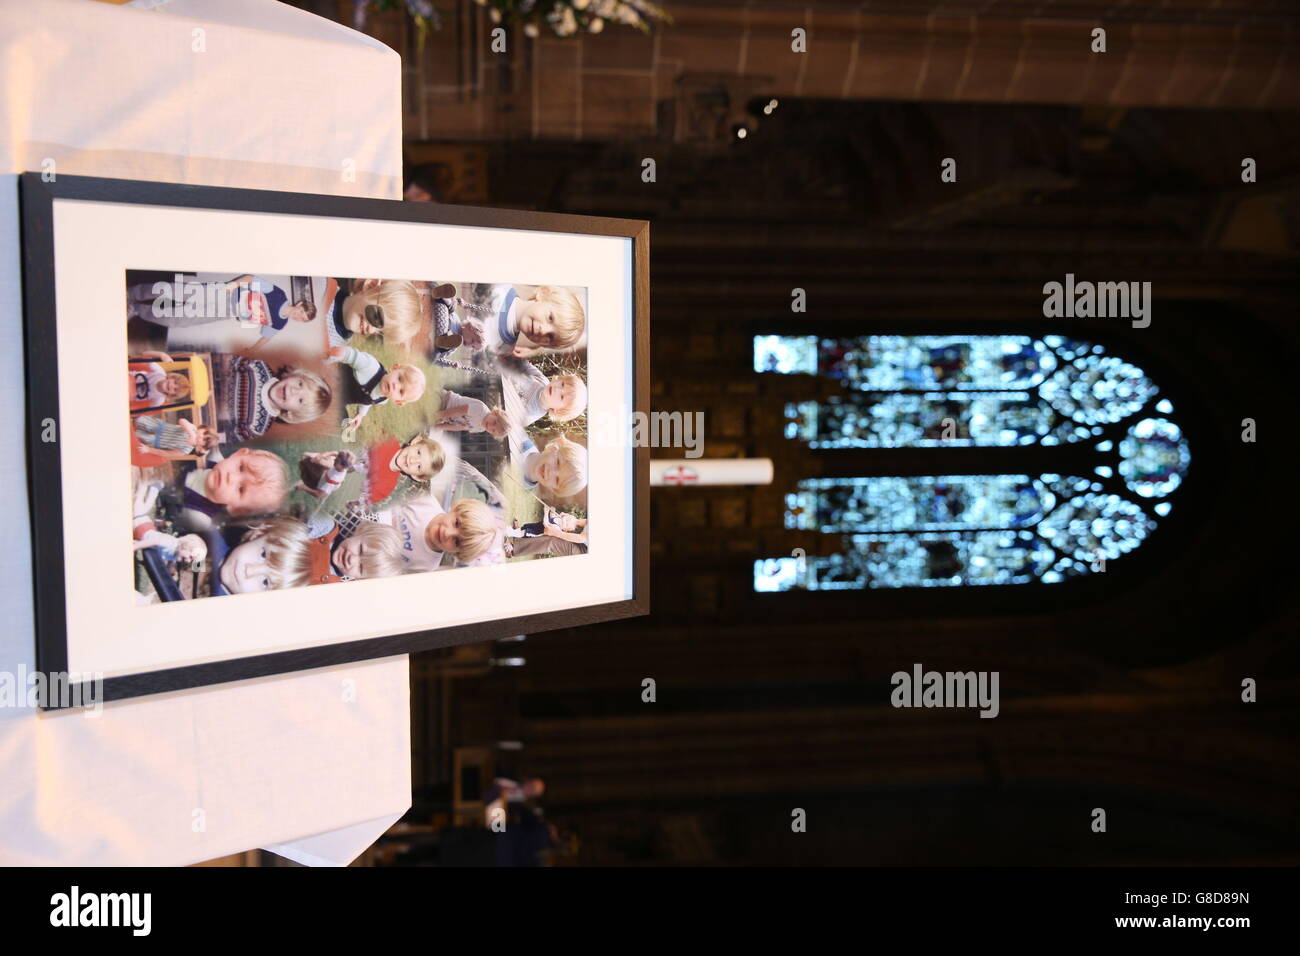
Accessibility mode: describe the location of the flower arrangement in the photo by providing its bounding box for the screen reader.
[477,0,670,37]
[355,1,671,39]
[354,0,440,41]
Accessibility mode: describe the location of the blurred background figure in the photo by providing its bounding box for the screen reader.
[403,161,449,203]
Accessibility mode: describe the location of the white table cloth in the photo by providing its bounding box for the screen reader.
[0,0,411,866]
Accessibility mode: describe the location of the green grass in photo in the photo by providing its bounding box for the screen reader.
[341,339,447,447]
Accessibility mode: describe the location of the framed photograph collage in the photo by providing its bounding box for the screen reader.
[19,174,649,705]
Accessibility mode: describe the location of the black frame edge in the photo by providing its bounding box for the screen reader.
[21,174,651,708]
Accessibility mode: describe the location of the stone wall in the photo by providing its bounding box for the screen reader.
[301,0,1300,142]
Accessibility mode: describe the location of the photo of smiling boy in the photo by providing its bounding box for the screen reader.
[361,433,447,507]
[370,494,500,571]
[298,514,407,583]
[455,284,586,360]
[324,277,425,351]
[326,344,426,437]
[214,353,333,442]
[514,432,588,499]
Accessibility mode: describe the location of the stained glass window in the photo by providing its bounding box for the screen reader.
[767,334,1157,448]
[785,393,1088,448]
[755,334,819,375]
[1119,417,1191,498]
[755,334,1059,390]
[754,334,1190,591]
[787,476,1053,533]
[755,530,1055,591]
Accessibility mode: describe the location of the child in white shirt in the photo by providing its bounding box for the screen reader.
[436,388,510,438]
[370,494,500,571]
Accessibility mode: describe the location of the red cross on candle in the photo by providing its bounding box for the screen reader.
[663,465,698,486]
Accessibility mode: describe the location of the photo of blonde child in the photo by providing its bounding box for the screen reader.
[369,494,501,571]
[436,388,511,439]
[325,277,426,352]
[362,432,448,506]
[176,446,291,532]
[128,352,191,409]
[213,354,333,441]
[454,284,586,360]
[515,432,589,499]
[212,517,316,595]
[327,344,427,440]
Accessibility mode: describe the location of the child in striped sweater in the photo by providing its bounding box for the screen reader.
[215,354,333,442]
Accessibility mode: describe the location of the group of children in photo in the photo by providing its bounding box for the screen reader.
[127,271,592,603]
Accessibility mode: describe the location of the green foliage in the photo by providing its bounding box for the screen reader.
[360,0,670,41]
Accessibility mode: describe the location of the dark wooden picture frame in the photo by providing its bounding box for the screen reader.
[19,173,650,707]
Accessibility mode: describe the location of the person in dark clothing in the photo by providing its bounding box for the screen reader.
[403,162,449,203]
[493,804,555,867]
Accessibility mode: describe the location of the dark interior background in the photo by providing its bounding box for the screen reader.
[292,0,1300,865]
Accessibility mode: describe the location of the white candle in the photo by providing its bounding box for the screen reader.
[650,458,774,487]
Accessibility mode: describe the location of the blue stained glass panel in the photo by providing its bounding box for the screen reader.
[820,335,1057,391]
[786,392,1078,448]
[1119,418,1191,498]
[788,476,1054,533]
[754,334,1187,592]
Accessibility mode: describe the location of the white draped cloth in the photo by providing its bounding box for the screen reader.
[0,0,411,866]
